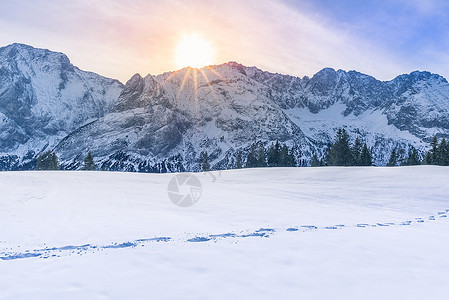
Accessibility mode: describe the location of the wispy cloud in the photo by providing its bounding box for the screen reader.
[0,0,447,82]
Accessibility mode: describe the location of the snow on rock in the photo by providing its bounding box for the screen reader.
[0,43,123,160]
[2,44,449,170]
[56,62,449,170]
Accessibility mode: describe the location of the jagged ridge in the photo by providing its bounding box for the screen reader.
[1,44,449,171]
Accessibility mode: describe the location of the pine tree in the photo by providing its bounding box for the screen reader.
[200,152,210,172]
[256,143,267,167]
[245,144,258,168]
[36,153,43,170]
[287,147,296,167]
[359,143,372,166]
[310,153,320,167]
[35,151,59,170]
[235,151,243,169]
[267,141,281,167]
[446,140,449,166]
[424,135,439,165]
[351,137,363,166]
[436,138,447,166]
[279,145,290,167]
[51,152,58,170]
[387,149,398,166]
[245,142,268,168]
[81,151,96,170]
[403,147,420,166]
[329,128,352,166]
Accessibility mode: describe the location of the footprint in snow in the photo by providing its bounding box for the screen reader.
[300,225,318,230]
[240,232,268,238]
[0,252,42,261]
[103,242,136,249]
[2,210,446,261]
[286,228,299,232]
[136,237,171,243]
[187,237,211,243]
[357,224,370,227]
[209,233,236,238]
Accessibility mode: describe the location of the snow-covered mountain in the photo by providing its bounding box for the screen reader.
[0,43,123,169]
[56,64,308,171]
[1,44,449,171]
[243,66,449,162]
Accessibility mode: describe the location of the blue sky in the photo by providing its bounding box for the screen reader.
[1,0,448,82]
[296,0,449,55]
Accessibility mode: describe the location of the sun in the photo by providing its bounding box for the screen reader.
[175,33,214,69]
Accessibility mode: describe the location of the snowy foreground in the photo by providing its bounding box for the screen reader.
[1,167,449,299]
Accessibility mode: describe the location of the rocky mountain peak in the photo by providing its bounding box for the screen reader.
[1,43,449,171]
[0,43,123,160]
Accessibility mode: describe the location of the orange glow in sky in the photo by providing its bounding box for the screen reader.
[0,0,431,83]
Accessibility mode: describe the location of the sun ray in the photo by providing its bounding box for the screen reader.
[176,68,191,100]
[145,69,183,99]
[205,66,229,85]
[199,68,223,109]
[160,69,181,88]
[193,69,200,114]
[193,68,198,101]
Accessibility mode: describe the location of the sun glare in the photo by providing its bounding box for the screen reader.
[175,34,214,69]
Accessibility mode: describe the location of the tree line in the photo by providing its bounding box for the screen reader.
[386,135,449,166]
[385,147,420,166]
[200,141,296,171]
[423,136,449,166]
[311,128,373,167]
[35,151,96,170]
[32,133,449,172]
[35,151,59,170]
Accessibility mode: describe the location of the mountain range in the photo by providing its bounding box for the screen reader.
[1,43,448,171]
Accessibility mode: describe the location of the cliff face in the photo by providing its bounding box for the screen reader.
[2,44,449,171]
[0,43,123,169]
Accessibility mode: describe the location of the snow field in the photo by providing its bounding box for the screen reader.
[1,166,449,299]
